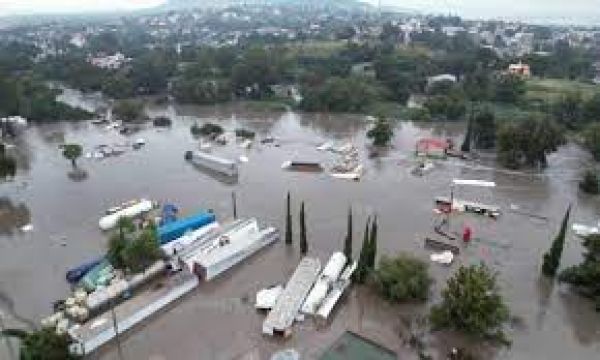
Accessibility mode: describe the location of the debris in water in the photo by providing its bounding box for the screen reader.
[255,285,283,310]
[430,250,454,265]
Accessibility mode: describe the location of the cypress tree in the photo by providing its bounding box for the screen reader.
[368,216,378,269]
[343,206,353,261]
[542,205,572,277]
[285,192,292,245]
[354,217,371,283]
[461,112,473,152]
[299,201,307,254]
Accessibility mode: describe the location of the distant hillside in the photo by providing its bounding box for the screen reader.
[163,0,369,10]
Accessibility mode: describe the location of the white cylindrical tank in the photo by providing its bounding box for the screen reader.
[321,252,347,281]
[99,199,153,230]
[301,281,329,315]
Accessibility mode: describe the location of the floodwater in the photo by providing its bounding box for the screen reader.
[1,94,600,359]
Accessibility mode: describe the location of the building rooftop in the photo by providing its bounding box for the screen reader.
[319,331,396,360]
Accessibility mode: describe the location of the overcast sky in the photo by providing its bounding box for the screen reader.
[370,0,600,24]
[0,0,598,24]
[0,0,166,15]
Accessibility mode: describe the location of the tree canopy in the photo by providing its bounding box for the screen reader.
[559,234,600,311]
[367,116,394,147]
[497,115,564,169]
[430,264,510,343]
[113,100,145,122]
[62,144,83,168]
[372,253,432,302]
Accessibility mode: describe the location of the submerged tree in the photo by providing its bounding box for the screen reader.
[62,143,83,168]
[373,253,432,302]
[471,107,496,149]
[343,206,353,261]
[107,217,161,273]
[1,327,80,360]
[285,192,292,245]
[430,264,510,343]
[579,170,599,195]
[497,116,563,169]
[299,201,307,254]
[542,205,572,277]
[559,234,600,311]
[367,116,394,147]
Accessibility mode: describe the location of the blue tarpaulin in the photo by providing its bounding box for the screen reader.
[157,211,215,245]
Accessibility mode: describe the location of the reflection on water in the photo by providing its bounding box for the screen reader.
[188,163,238,186]
[0,197,31,236]
[560,290,600,346]
[67,168,89,182]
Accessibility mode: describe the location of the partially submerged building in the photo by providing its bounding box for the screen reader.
[263,257,321,336]
[183,218,279,281]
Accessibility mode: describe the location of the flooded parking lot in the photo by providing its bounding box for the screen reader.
[2,100,600,359]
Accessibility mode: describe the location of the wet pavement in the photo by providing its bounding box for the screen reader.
[1,98,600,359]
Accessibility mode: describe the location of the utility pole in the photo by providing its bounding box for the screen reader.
[232,191,237,219]
[111,299,124,360]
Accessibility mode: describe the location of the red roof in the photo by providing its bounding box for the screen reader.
[416,138,450,151]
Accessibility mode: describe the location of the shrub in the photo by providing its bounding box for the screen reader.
[191,122,224,137]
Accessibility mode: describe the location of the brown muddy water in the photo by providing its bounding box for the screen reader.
[1,97,600,359]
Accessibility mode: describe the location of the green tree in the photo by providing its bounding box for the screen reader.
[1,327,80,360]
[113,100,144,122]
[101,74,134,99]
[424,93,467,120]
[300,76,383,113]
[299,201,307,255]
[493,74,526,103]
[372,253,432,302]
[343,206,352,261]
[553,92,584,130]
[106,217,161,273]
[460,115,472,152]
[285,192,292,245]
[107,217,135,270]
[367,116,394,147]
[583,93,600,121]
[123,224,162,273]
[191,123,223,137]
[497,116,563,169]
[0,143,16,178]
[542,205,572,277]
[471,107,496,149]
[579,170,599,195]
[367,216,378,269]
[430,264,510,342]
[62,144,82,168]
[354,217,371,284]
[559,234,600,311]
[582,122,600,161]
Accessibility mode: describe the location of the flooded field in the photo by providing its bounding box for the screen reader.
[1,98,600,359]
